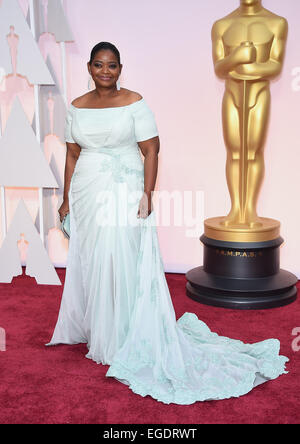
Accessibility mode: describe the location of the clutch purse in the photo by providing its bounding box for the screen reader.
[61,213,70,239]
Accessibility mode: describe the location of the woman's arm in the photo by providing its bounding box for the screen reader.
[137,136,160,218]
[58,142,81,221]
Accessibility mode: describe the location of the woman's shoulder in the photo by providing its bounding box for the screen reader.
[71,92,94,108]
[71,90,143,109]
[120,88,143,105]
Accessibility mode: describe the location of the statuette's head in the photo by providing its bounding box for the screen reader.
[240,0,261,5]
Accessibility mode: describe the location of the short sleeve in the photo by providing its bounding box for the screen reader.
[132,99,159,142]
[64,105,76,143]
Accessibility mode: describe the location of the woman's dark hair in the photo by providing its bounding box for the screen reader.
[89,42,121,65]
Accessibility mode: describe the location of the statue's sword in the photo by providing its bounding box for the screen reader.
[240,79,249,223]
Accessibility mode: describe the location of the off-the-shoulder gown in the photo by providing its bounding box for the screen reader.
[46,98,288,404]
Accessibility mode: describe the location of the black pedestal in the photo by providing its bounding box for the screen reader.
[186,235,298,309]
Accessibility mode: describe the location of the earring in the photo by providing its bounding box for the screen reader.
[88,75,94,90]
[116,78,121,91]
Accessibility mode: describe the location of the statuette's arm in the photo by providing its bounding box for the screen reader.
[235,19,288,80]
[212,22,256,79]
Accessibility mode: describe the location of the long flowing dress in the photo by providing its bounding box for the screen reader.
[46,98,289,405]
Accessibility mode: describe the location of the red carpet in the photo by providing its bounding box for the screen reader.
[0,268,299,424]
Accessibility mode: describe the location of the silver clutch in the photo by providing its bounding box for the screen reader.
[61,213,70,239]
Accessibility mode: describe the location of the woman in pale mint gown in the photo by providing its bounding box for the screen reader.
[46,42,288,404]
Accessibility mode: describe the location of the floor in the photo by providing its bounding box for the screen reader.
[0,269,299,424]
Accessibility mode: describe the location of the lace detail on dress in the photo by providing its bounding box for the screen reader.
[101,155,144,183]
[107,312,289,405]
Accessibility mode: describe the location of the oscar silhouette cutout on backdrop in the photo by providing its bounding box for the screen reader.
[0,0,74,276]
[186,0,297,309]
[0,199,61,285]
[43,92,69,265]
[7,25,19,76]
[0,24,34,127]
[17,232,29,266]
[42,0,49,33]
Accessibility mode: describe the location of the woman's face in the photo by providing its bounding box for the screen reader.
[88,49,122,89]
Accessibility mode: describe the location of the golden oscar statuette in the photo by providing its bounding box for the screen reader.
[186,0,297,309]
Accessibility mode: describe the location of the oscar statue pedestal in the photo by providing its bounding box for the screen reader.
[186,217,298,309]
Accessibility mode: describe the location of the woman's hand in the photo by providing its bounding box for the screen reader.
[58,199,70,222]
[137,192,153,219]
